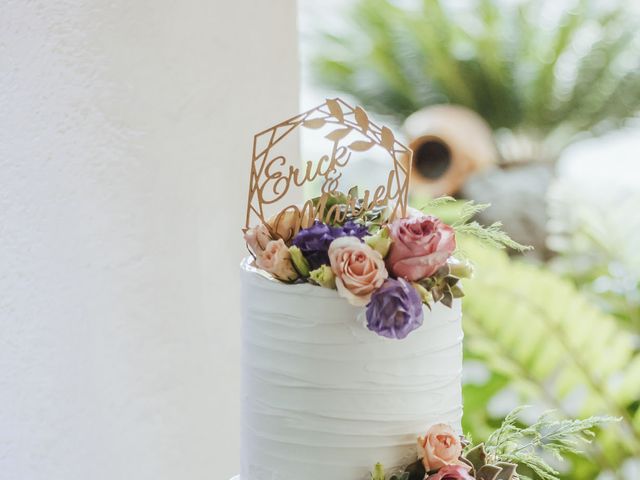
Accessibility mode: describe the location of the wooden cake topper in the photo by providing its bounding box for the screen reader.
[245,98,412,239]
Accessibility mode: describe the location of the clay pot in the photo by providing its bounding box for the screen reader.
[403,105,498,197]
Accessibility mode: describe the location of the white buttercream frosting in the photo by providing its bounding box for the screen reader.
[240,258,463,480]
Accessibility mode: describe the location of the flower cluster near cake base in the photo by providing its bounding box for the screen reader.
[371,409,617,480]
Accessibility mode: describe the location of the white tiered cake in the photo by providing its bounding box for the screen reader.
[240,259,463,480]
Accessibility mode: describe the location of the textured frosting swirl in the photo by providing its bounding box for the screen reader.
[240,258,463,480]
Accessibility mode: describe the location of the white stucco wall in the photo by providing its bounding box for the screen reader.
[0,1,299,479]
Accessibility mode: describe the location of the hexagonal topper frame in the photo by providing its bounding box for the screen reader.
[245,97,413,230]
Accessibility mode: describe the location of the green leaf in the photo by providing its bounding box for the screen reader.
[477,464,502,480]
[465,443,488,471]
[481,406,619,480]
[461,238,640,460]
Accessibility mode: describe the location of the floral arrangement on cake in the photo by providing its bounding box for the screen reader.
[371,408,617,480]
[244,193,529,339]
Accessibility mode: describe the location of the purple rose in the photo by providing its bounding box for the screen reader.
[292,220,368,269]
[365,278,424,339]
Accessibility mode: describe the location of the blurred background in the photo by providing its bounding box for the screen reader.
[300,0,640,478]
[2,1,639,479]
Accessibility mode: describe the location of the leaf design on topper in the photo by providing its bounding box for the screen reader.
[302,118,326,129]
[245,98,412,239]
[326,98,344,122]
[325,127,352,142]
[380,126,395,151]
[348,140,375,151]
[354,106,369,131]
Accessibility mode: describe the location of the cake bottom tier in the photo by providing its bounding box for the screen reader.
[240,259,463,480]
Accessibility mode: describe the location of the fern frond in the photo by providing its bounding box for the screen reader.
[455,221,533,252]
[419,196,456,211]
[483,407,619,480]
[461,238,640,462]
[454,201,491,225]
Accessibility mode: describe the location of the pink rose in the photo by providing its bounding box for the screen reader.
[387,215,456,281]
[256,239,298,282]
[328,237,388,306]
[427,465,474,480]
[244,223,272,257]
[418,424,463,471]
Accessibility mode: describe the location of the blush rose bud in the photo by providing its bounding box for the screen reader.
[256,239,299,282]
[417,424,465,472]
[412,282,433,306]
[371,463,385,480]
[364,226,392,258]
[288,245,310,277]
[447,258,474,279]
[243,223,272,257]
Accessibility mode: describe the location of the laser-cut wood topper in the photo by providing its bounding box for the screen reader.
[245,98,413,240]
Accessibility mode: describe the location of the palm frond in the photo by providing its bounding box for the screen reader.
[311,0,640,142]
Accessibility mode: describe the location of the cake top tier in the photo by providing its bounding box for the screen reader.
[241,98,530,340]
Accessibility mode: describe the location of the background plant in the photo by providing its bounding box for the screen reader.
[459,237,640,478]
[480,407,618,480]
[547,177,640,330]
[312,0,640,147]
[414,199,640,479]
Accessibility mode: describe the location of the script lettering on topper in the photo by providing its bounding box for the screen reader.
[245,98,412,240]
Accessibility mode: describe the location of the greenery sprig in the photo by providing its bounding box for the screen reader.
[482,407,620,480]
[421,197,533,252]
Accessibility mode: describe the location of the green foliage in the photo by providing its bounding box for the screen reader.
[420,198,533,252]
[547,180,640,330]
[455,221,532,252]
[311,0,640,142]
[369,463,409,480]
[460,238,640,476]
[371,462,385,480]
[484,407,618,480]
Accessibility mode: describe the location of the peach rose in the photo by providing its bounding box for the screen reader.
[256,239,298,282]
[244,223,272,257]
[387,215,456,281]
[417,424,463,472]
[328,237,388,306]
